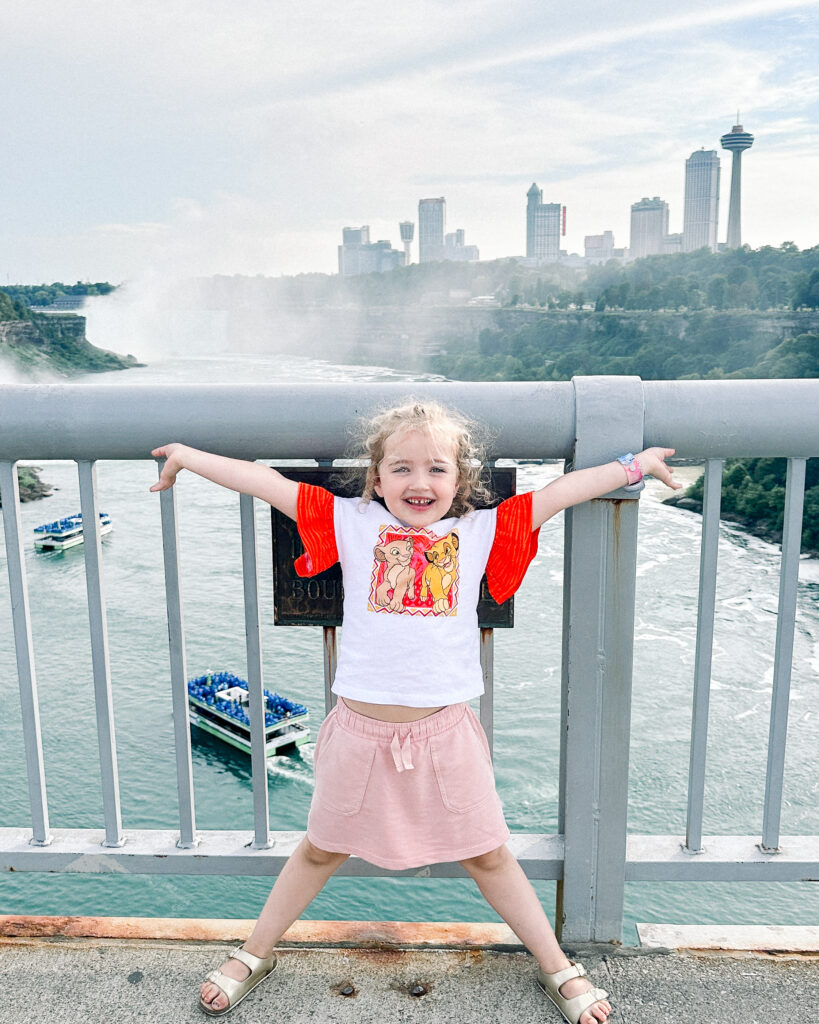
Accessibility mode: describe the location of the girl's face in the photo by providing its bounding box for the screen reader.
[374,428,459,527]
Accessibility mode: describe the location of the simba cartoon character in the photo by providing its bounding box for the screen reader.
[374,537,415,612]
[420,531,459,614]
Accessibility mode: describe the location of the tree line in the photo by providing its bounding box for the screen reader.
[2,281,116,308]
[677,458,819,554]
[585,243,819,313]
[432,314,818,382]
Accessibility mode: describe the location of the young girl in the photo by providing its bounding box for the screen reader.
[150,400,680,1024]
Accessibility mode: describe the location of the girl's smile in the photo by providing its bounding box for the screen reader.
[374,429,459,526]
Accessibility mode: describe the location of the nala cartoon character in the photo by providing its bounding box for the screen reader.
[374,537,415,612]
[420,532,459,614]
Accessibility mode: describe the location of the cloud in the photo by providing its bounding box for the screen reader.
[0,0,817,281]
[433,0,819,78]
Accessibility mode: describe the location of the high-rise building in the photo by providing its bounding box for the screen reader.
[399,221,414,265]
[418,198,446,263]
[338,226,405,276]
[720,122,754,249]
[342,226,369,247]
[585,231,615,262]
[629,197,669,258]
[443,229,479,262]
[683,149,720,252]
[526,184,562,261]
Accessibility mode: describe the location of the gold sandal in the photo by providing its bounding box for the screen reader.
[536,960,610,1024]
[199,946,278,1017]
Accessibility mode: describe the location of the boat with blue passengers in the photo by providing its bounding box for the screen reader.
[33,512,112,551]
[187,671,310,756]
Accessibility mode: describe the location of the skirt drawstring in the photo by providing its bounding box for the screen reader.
[390,730,415,772]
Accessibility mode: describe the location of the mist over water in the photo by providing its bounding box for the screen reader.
[84,278,231,362]
[1,352,818,943]
[83,276,361,365]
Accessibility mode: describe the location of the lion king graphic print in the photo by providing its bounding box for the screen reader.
[369,526,459,616]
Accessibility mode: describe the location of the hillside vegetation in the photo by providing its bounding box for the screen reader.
[2,281,115,307]
[0,286,139,377]
[667,458,819,553]
[195,242,818,315]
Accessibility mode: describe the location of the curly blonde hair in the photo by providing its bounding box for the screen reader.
[348,399,495,517]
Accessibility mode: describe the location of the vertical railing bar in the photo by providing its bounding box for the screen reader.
[77,460,124,847]
[157,461,198,848]
[240,491,272,849]
[0,460,52,846]
[684,458,723,854]
[323,627,338,715]
[479,627,494,758]
[557,486,572,839]
[761,457,807,852]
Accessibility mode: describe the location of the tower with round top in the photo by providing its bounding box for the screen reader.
[720,121,754,248]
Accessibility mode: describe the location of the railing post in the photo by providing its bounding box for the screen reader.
[77,460,124,848]
[156,461,198,849]
[479,627,494,758]
[0,460,52,846]
[684,458,724,853]
[761,457,807,852]
[556,376,644,944]
[239,491,272,850]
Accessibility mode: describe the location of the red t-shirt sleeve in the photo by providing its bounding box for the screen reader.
[485,491,540,604]
[294,482,338,577]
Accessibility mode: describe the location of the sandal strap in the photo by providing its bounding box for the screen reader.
[204,968,244,1003]
[545,961,587,989]
[229,946,274,972]
[560,987,610,1022]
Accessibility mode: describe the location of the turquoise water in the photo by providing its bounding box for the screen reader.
[1,354,818,943]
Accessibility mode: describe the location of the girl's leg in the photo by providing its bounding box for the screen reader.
[460,845,610,1024]
[201,837,349,1012]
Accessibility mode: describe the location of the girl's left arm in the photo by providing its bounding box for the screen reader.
[530,447,682,529]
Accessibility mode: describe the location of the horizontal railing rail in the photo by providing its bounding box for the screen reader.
[1,379,817,460]
[1,377,817,944]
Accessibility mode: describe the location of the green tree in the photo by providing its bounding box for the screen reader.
[706,275,727,309]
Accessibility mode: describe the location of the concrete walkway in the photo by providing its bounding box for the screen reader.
[1,920,817,1024]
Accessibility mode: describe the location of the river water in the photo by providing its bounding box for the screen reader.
[1,353,818,943]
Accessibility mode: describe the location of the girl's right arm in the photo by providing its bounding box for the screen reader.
[149,443,299,520]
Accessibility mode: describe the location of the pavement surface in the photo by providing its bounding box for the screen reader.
[1,936,817,1024]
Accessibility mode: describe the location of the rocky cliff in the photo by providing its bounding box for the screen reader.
[0,312,142,378]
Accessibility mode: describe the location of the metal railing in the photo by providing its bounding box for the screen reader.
[1,377,817,943]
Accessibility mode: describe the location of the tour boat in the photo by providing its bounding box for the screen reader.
[187,671,310,756]
[33,512,113,551]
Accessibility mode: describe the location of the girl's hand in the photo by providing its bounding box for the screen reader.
[636,447,682,490]
[150,443,187,492]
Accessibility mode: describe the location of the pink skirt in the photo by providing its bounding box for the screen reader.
[306,698,510,869]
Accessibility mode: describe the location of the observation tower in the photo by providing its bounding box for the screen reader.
[720,120,754,248]
[399,221,414,265]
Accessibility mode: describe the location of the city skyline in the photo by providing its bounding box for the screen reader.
[338,127,751,273]
[1,1,817,284]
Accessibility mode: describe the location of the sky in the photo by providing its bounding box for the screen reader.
[1,0,818,285]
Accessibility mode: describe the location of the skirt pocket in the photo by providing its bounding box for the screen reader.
[429,709,496,814]
[313,721,377,816]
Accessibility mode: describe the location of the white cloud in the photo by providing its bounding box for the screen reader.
[0,0,816,282]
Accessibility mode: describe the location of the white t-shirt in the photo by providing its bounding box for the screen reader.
[295,484,539,707]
